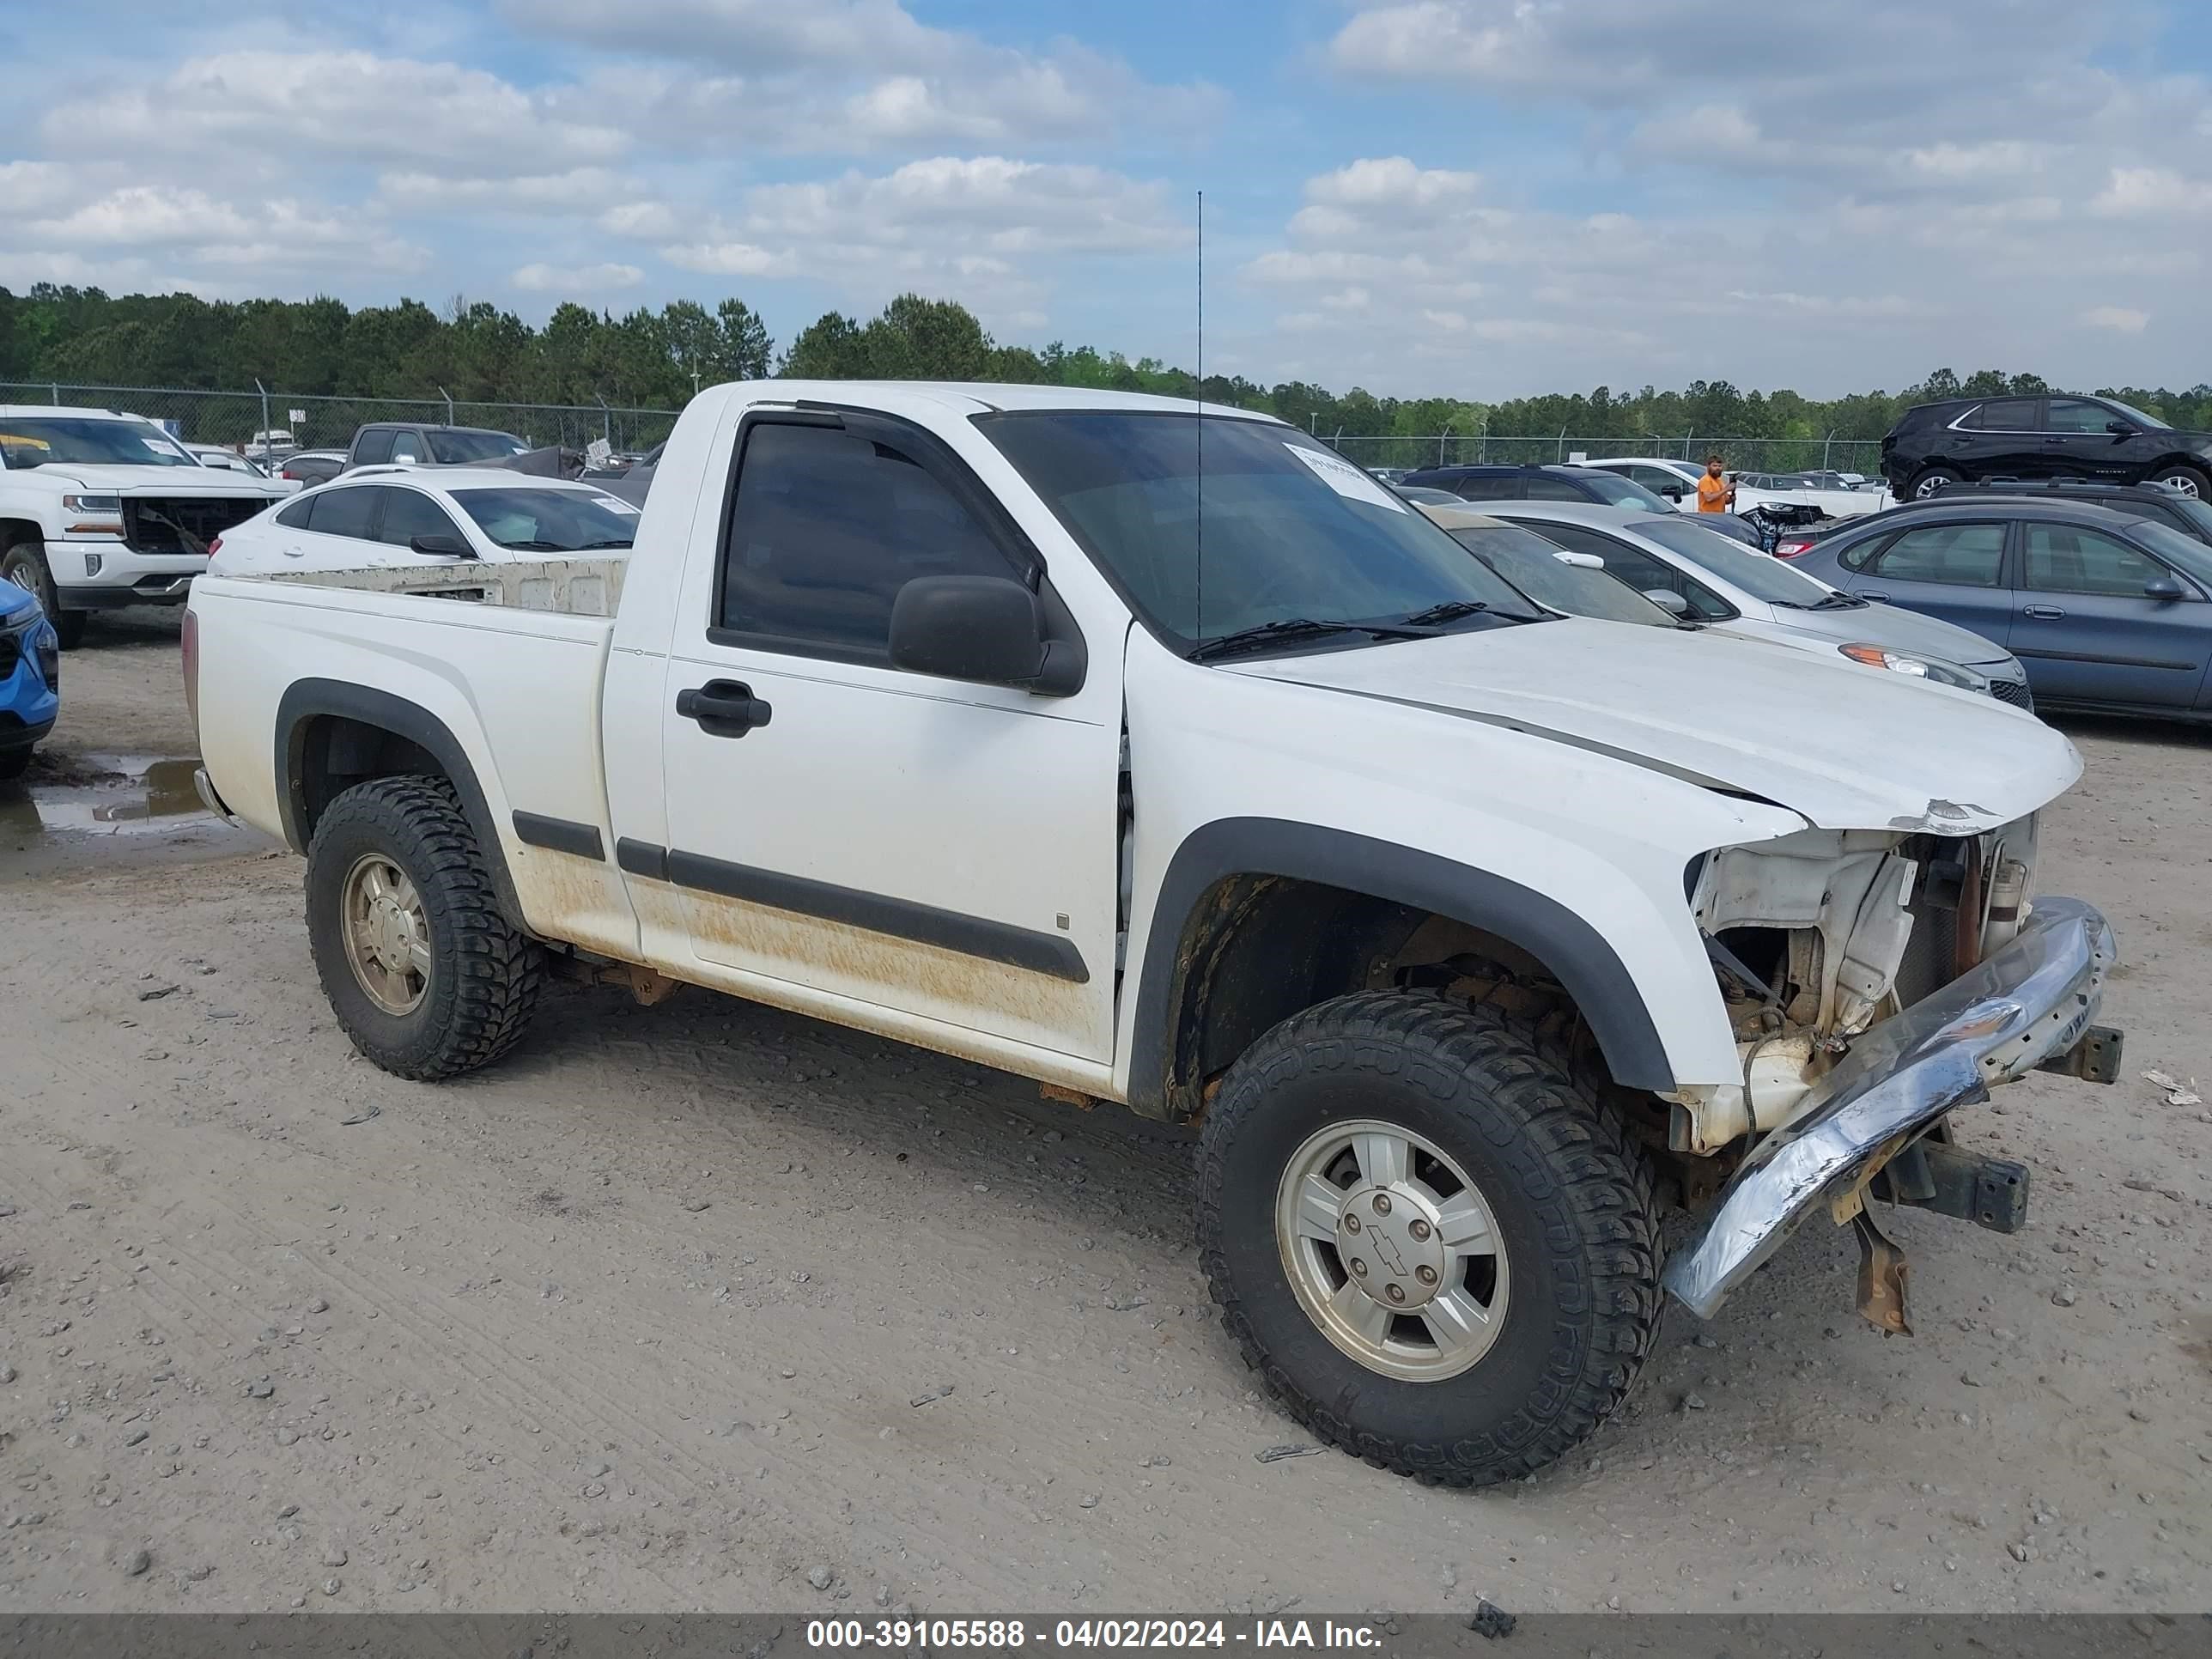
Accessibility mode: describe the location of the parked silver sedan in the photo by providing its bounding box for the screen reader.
[1459,500,2037,708]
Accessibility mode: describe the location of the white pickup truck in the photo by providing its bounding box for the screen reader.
[187,380,2120,1487]
[1,404,287,645]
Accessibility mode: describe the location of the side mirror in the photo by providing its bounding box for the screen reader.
[1644,588,1690,617]
[1661,484,1685,501]
[2144,574,2186,602]
[408,533,474,559]
[1552,550,1606,568]
[889,574,1083,695]
[2106,419,2137,436]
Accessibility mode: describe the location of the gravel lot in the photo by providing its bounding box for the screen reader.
[1,614,2207,1614]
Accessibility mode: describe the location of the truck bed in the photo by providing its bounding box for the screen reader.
[189,558,632,961]
[258,556,628,617]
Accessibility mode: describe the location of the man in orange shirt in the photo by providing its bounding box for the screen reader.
[1695,453,1734,513]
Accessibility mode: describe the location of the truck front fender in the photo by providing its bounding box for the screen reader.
[1127,817,1676,1118]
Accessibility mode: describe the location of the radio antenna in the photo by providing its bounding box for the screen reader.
[1194,187,1204,644]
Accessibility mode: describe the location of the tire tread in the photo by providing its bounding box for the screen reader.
[307,775,541,1081]
[1196,989,1662,1488]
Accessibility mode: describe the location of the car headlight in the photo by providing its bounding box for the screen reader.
[1837,642,1981,691]
[61,492,124,533]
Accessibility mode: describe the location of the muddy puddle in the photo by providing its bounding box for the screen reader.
[0,751,269,879]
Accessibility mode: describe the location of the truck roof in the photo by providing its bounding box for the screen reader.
[0,403,149,421]
[723,380,1279,422]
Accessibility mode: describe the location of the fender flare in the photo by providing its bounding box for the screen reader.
[273,678,524,925]
[1127,817,1677,1114]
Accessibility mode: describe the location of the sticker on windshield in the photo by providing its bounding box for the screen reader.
[592,495,640,514]
[1285,443,1408,513]
[143,436,177,454]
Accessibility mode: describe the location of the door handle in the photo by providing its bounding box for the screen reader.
[677,679,774,738]
[2021,604,2065,619]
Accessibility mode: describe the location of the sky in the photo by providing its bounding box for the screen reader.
[3,0,2209,400]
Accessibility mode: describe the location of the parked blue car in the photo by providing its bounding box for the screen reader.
[1,574,60,781]
[1790,497,2212,721]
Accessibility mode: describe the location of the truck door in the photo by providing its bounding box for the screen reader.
[651,407,1122,1066]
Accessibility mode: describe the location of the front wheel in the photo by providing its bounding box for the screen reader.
[2148,463,2209,500]
[0,747,30,782]
[0,540,83,648]
[1197,992,1662,1487]
[306,775,544,1080]
[1910,465,1964,499]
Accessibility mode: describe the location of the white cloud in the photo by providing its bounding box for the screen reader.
[511,262,644,293]
[661,242,795,278]
[380,170,630,212]
[599,201,686,240]
[2082,305,2150,333]
[2093,166,2212,217]
[740,157,1182,257]
[46,51,627,174]
[526,0,1220,154]
[20,185,426,276]
[1306,156,1481,211]
[0,161,72,216]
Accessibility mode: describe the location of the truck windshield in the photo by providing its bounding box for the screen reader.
[449,487,639,551]
[0,417,198,468]
[428,429,531,464]
[978,411,1543,650]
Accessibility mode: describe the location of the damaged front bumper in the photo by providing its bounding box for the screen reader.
[1662,895,2116,1320]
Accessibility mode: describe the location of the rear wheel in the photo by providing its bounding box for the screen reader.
[2148,463,2209,500]
[1197,991,1662,1487]
[0,539,83,648]
[306,775,543,1080]
[1910,465,1964,500]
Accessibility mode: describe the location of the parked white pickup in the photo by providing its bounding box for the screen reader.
[186,380,2119,1488]
[1,404,284,645]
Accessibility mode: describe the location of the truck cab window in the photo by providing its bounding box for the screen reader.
[716,421,1016,656]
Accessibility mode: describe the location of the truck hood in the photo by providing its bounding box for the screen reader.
[1763,597,2017,670]
[8,464,280,497]
[1230,618,2080,835]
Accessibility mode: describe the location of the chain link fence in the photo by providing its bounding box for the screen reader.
[1324,434,1887,477]
[4,381,1890,479]
[1,381,682,459]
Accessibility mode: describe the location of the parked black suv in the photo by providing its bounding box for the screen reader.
[1400,463,1679,510]
[345,422,532,471]
[1881,394,2212,503]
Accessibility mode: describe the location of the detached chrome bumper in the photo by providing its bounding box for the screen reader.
[1663,896,2116,1320]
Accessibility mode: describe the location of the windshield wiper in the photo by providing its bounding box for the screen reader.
[1187,617,1427,663]
[1811,592,1866,610]
[576,538,634,550]
[499,539,568,550]
[1395,599,1490,627]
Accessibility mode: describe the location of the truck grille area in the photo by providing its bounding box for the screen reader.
[121,496,264,555]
